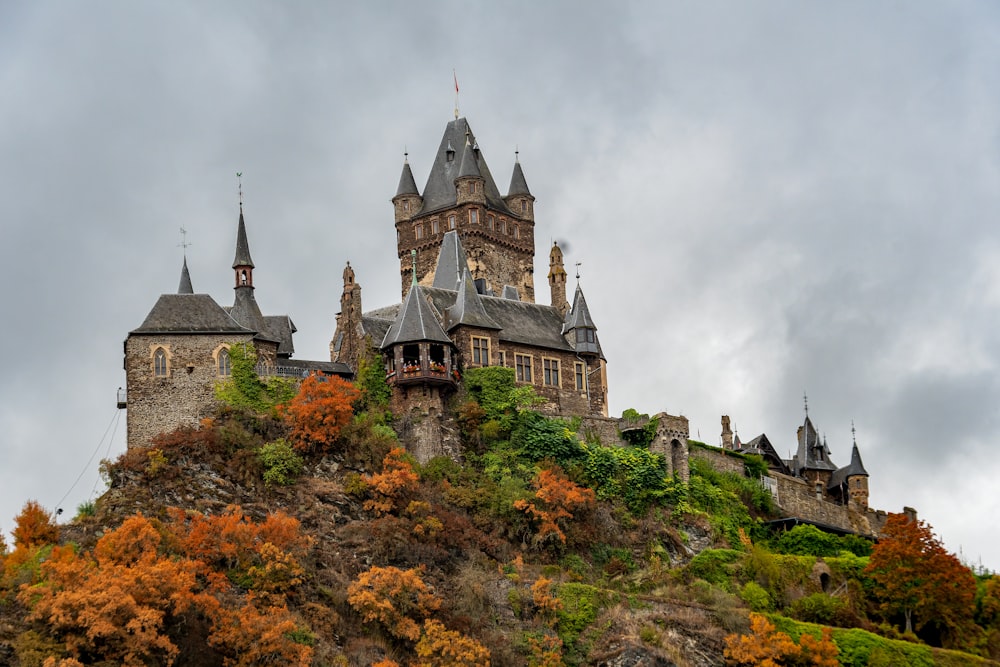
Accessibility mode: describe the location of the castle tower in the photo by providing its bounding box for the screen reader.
[563,283,608,416]
[331,261,364,368]
[548,241,568,315]
[721,415,734,449]
[227,206,285,364]
[395,117,536,301]
[839,426,870,509]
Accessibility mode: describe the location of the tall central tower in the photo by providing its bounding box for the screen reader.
[392,117,536,301]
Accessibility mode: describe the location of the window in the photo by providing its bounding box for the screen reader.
[543,358,560,386]
[575,362,585,391]
[521,200,527,213]
[497,351,506,367]
[217,347,231,376]
[448,215,456,229]
[469,182,478,194]
[469,209,479,225]
[153,347,168,377]
[472,337,490,366]
[415,223,424,240]
[575,328,596,344]
[500,219,507,234]
[432,218,440,234]
[487,214,495,230]
[515,354,533,383]
[403,200,410,212]
[513,224,520,239]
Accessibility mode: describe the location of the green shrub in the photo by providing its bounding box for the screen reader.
[215,343,296,413]
[74,500,96,519]
[512,411,586,465]
[258,439,304,487]
[768,615,936,667]
[555,583,611,645]
[619,408,658,448]
[686,548,742,587]
[788,592,848,624]
[740,581,773,612]
[584,445,668,515]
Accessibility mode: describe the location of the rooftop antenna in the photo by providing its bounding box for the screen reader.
[178,227,192,258]
[453,69,460,119]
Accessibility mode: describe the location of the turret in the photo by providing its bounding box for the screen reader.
[505,152,534,221]
[454,135,486,207]
[548,241,568,315]
[721,415,734,449]
[392,154,422,223]
[564,284,602,358]
[331,261,363,366]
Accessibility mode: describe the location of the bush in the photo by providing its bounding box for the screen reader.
[774,524,842,557]
[512,411,586,465]
[789,593,849,625]
[686,549,743,587]
[258,439,304,487]
[740,581,773,612]
[584,445,668,514]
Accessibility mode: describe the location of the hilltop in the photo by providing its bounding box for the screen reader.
[1,366,998,666]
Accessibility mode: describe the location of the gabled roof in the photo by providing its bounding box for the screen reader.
[381,283,452,348]
[447,270,501,330]
[739,433,792,476]
[794,416,838,472]
[432,231,470,291]
[232,208,254,268]
[508,159,531,197]
[395,159,419,197]
[228,289,280,344]
[262,315,296,356]
[178,257,194,294]
[131,294,252,335]
[418,117,512,216]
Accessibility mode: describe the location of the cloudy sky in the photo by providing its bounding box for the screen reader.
[2,2,999,568]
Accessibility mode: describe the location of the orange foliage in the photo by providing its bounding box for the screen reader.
[413,619,491,666]
[372,661,401,667]
[527,634,565,667]
[21,514,210,667]
[514,466,595,546]
[42,659,85,667]
[865,512,976,646]
[280,373,359,453]
[12,500,59,549]
[724,613,838,666]
[363,447,419,516]
[347,564,441,641]
[531,576,563,622]
[209,593,313,667]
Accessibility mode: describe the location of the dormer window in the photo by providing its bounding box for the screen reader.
[575,329,596,344]
[469,182,478,195]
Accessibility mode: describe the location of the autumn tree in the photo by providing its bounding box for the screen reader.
[12,500,59,549]
[208,594,313,667]
[363,447,419,516]
[724,612,838,666]
[280,373,359,453]
[413,619,491,666]
[865,512,976,647]
[347,565,441,641]
[514,466,595,547]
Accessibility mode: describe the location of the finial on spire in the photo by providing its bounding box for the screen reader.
[403,147,408,164]
[178,227,192,258]
[515,146,520,163]
[236,172,243,212]
[575,261,582,281]
[453,69,460,119]
[851,420,857,445]
[803,392,809,417]
[411,249,418,286]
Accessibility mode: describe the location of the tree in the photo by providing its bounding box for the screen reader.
[280,373,359,453]
[724,612,839,666]
[347,565,441,641]
[413,619,491,666]
[514,466,595,547]
[865,513,976,647]
[12,500,59,550]
[363,447,419,516]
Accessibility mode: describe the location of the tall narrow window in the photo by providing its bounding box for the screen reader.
[487,214,495,230]
[516,354,533,383]
[497,351,506,367]
[415,223,424,240]
[513,224,520,239]
[449,215,456,229]
[432,218,440,234]
[575,362,585,391]
[500,219,507,234]
[218,347,231,376]
[153,348,168,377]
[471,337,490,366]
[543,358,560,386]
[470,209,479,225]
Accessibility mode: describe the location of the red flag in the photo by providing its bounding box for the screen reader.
[454,70,459,93]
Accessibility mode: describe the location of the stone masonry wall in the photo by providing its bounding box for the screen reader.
[389,384,461,464]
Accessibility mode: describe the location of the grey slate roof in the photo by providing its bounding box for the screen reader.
[508,160,531,196]
[131,294,253,335]
[178,258,194,294]
[457,139,482,179]
[447,270,501,330]
[228,288,278,344]
[828,442,869,489]
[381,283,453,348]
[275,358,353,377]
[564,284,603,357]
[395,159,419,197]
[794,416,838,473]
[232,209,254,268]
[432,231,469,291]
[417,117,513,216]
[738,433,791,475]
[263,315,296,356]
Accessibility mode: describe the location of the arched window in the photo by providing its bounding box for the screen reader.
[217,347,231,376]
[153,348,168,377]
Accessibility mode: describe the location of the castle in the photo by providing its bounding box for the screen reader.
[122,112,887,536]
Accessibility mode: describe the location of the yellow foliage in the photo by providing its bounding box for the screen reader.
[347,565,441,641]
[413,619,491,666]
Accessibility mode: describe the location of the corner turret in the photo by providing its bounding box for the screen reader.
[392,154,422,223]
[505,152,534,221]
[454,135,486,207]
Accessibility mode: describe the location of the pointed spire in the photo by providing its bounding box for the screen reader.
[178,257,194,294]
[381,282,452,348]
[564,284,602,357]
[233,207,254,269]
[508,153,531,196]
[395,152,420,197]
[448,270,501,330]
[432,231,470,290]
[457,136,482,179]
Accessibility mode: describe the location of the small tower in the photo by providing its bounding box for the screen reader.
[392,153,422,223]
[721,415,734,449]
[331,261,364,368]
[563,283,608,415]
[548,241,568,316]
[843,425,870,509]
[454,135,486,206]
[505,150,534,222]
[228,206,281,364]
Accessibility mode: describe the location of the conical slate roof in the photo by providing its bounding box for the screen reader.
[381,282,452,348]
[232,208,254,268]
[508,159,531,196]
[395,159,419,197]
[418,117,512,216]
[457,139,482,179]
[432,231,470,291]
[564,284,598,330]
[564,284,603,357]
[230,288,278,342]
[178,257,194,294]
[448,270,501,331]
[829,441,870,489]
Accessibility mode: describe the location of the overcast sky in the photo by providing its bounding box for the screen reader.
[2,2,999,569]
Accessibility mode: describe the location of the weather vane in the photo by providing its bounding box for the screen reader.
[575,261,582,281]
[851,420,857,445]
[803,392,809,417]
[178,227,192,257]
[236,172,243,209]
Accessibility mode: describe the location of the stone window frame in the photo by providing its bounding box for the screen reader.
[151,345,171,378]
[513,223,520,239]
[469,208,479,225]
[414,222,424,240]
[542,357,560,387]
[403,200,410,213]
[497,350,506,367]
[213,343,232,377]
[471,336,490,366]
[575,361,585,392]
[448,214,456,230]
[431,218,440,234]
[515,353,533,383]
[487,213,495,229]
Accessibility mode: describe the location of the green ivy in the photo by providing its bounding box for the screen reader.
[214,343,296,414]
[512,411,586,465]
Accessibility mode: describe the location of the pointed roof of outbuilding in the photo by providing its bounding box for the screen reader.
[508,158,531,196]
[448,270,501,331]
[418,117,512,216]
[395,157,420,197]
[432,231,470,291]
[178,257,194,294]
[381,282,452,348]
[232,207,254,268]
